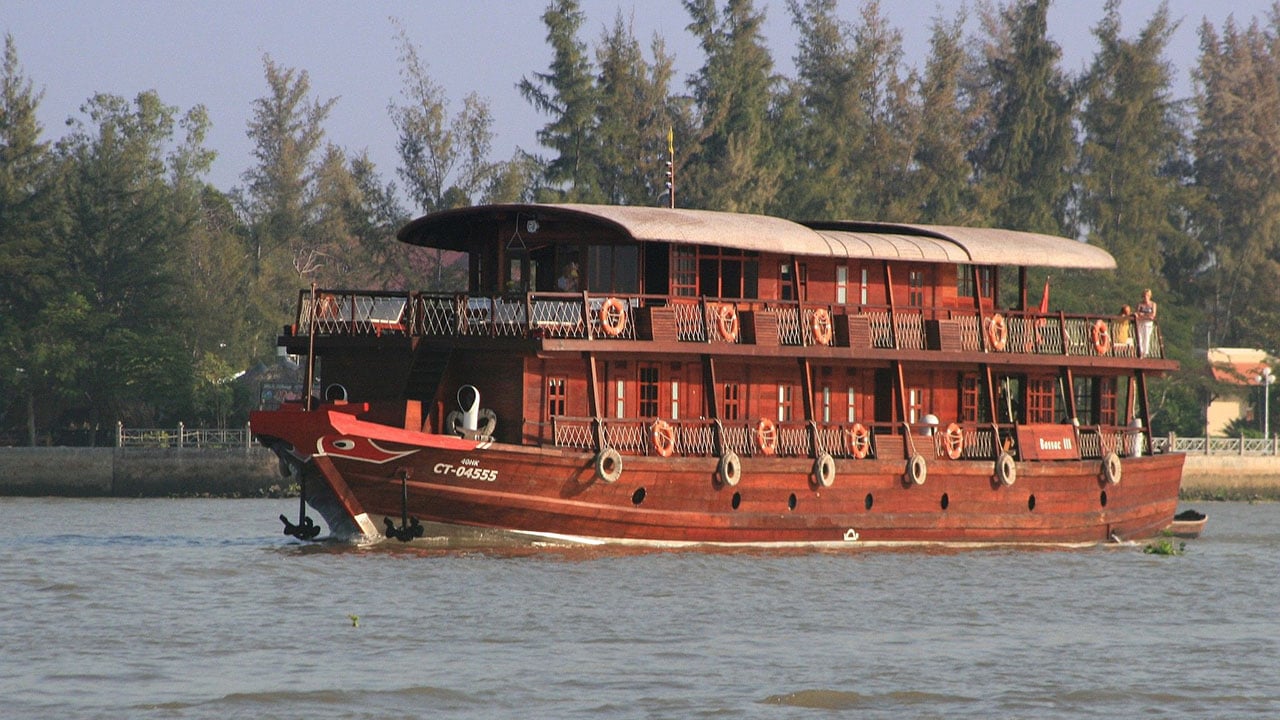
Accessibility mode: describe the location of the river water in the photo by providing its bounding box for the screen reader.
[1,497,1276,719]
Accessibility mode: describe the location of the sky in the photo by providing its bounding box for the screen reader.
[4,0,1277,209]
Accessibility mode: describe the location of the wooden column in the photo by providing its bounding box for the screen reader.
[884,261,897,349]
[586,352,603,450]
[800,357,817,457]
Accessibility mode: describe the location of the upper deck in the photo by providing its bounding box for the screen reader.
[287,203,1169,370]
[287,288,1170,369]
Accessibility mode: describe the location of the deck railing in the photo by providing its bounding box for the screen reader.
[546,417,1151,462]
[292,289,1166,360]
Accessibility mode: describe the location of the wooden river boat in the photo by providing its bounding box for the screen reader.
[251,203,1184,547]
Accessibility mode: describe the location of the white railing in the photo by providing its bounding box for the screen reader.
[116,421,255,451]
[1151,435,1280,456]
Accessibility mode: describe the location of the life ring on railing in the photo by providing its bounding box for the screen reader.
[810,308,833,346]
[985,313,1008,351]
[714,303,740,342]
[814,453,836,488]
[944,422,965,460]
[600,297,628,336]
[595,447,623,483]
[1091,319,1112,355]
[996,451,1017,487]
[1102,451,1122,485]
[718,451,741,486]
[651,419,677,458]
[756,417,778,456]
[907,453,928,486]
[846,423,871,459]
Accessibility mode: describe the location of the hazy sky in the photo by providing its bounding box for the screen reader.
[4,0,1275,206]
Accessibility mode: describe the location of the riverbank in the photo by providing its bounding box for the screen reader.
[0,447,291,497]
[0,447,1276,500]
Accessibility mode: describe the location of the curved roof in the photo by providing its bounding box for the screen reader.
[397,203,1116,270]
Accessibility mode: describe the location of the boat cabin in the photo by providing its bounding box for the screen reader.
[292,204,1173,467]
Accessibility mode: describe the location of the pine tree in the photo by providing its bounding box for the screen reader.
[594,13,686,206]
[56,91,197,432]
[912,9,982,224]
[681,0,780,212]
[518,0,603,201]
[0,33,63,444]
[1193,15,1280,349]
[1078,0,1186,299]
[391,22,498,213]
[974,0,1076,235]
[241,56,337,355]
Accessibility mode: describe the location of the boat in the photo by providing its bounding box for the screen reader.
[250,203,1185,547]
[1166,509,1207,538]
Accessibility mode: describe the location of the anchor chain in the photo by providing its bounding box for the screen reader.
[385,468,424,542]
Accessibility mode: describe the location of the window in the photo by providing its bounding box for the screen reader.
[908,269,925,307]
[907,387,924,424]
[847,387,857,423]
[1074,377,1095,425]
[957,265,994,299]
[670,378,680,420]
[961,374,981,423]
[1099,377,1118,425]
[860,267,869,305]
[639,364,660,418]
[836,266,848,304]
[723,382,741,421]
[589,245,639,294]
[699,248,759,299]
[777,384,795,422]
[1027,378,1056,423]
[820,385,832,423]
[672,247,697,297]
[615,378,626,419]
[547,377,566,417]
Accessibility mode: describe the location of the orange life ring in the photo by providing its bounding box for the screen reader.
[1091,318,1111,355]
[651,419,676,457]
[714,303,739,342]
[846,422,870,459]
[810,308,833,345]
[756,417,778,456]
[600,297,628,336]
[944,422,964,460]
[985,313,1008,351]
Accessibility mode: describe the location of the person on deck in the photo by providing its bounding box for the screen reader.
[1114,305,1133,355]
[1135,289,1157,357]
[557,262,579,292]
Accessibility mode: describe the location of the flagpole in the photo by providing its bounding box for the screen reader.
[666,126,676,209]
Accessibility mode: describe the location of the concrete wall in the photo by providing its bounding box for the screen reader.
[0,447,285,497]
[1181,454,1280,497]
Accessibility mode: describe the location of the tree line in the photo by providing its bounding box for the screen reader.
[2,0,1277,444]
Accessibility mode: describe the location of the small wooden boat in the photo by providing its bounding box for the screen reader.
[1166,509,1207,538]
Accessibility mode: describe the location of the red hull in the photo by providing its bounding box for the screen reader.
[253,406,1184,546]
